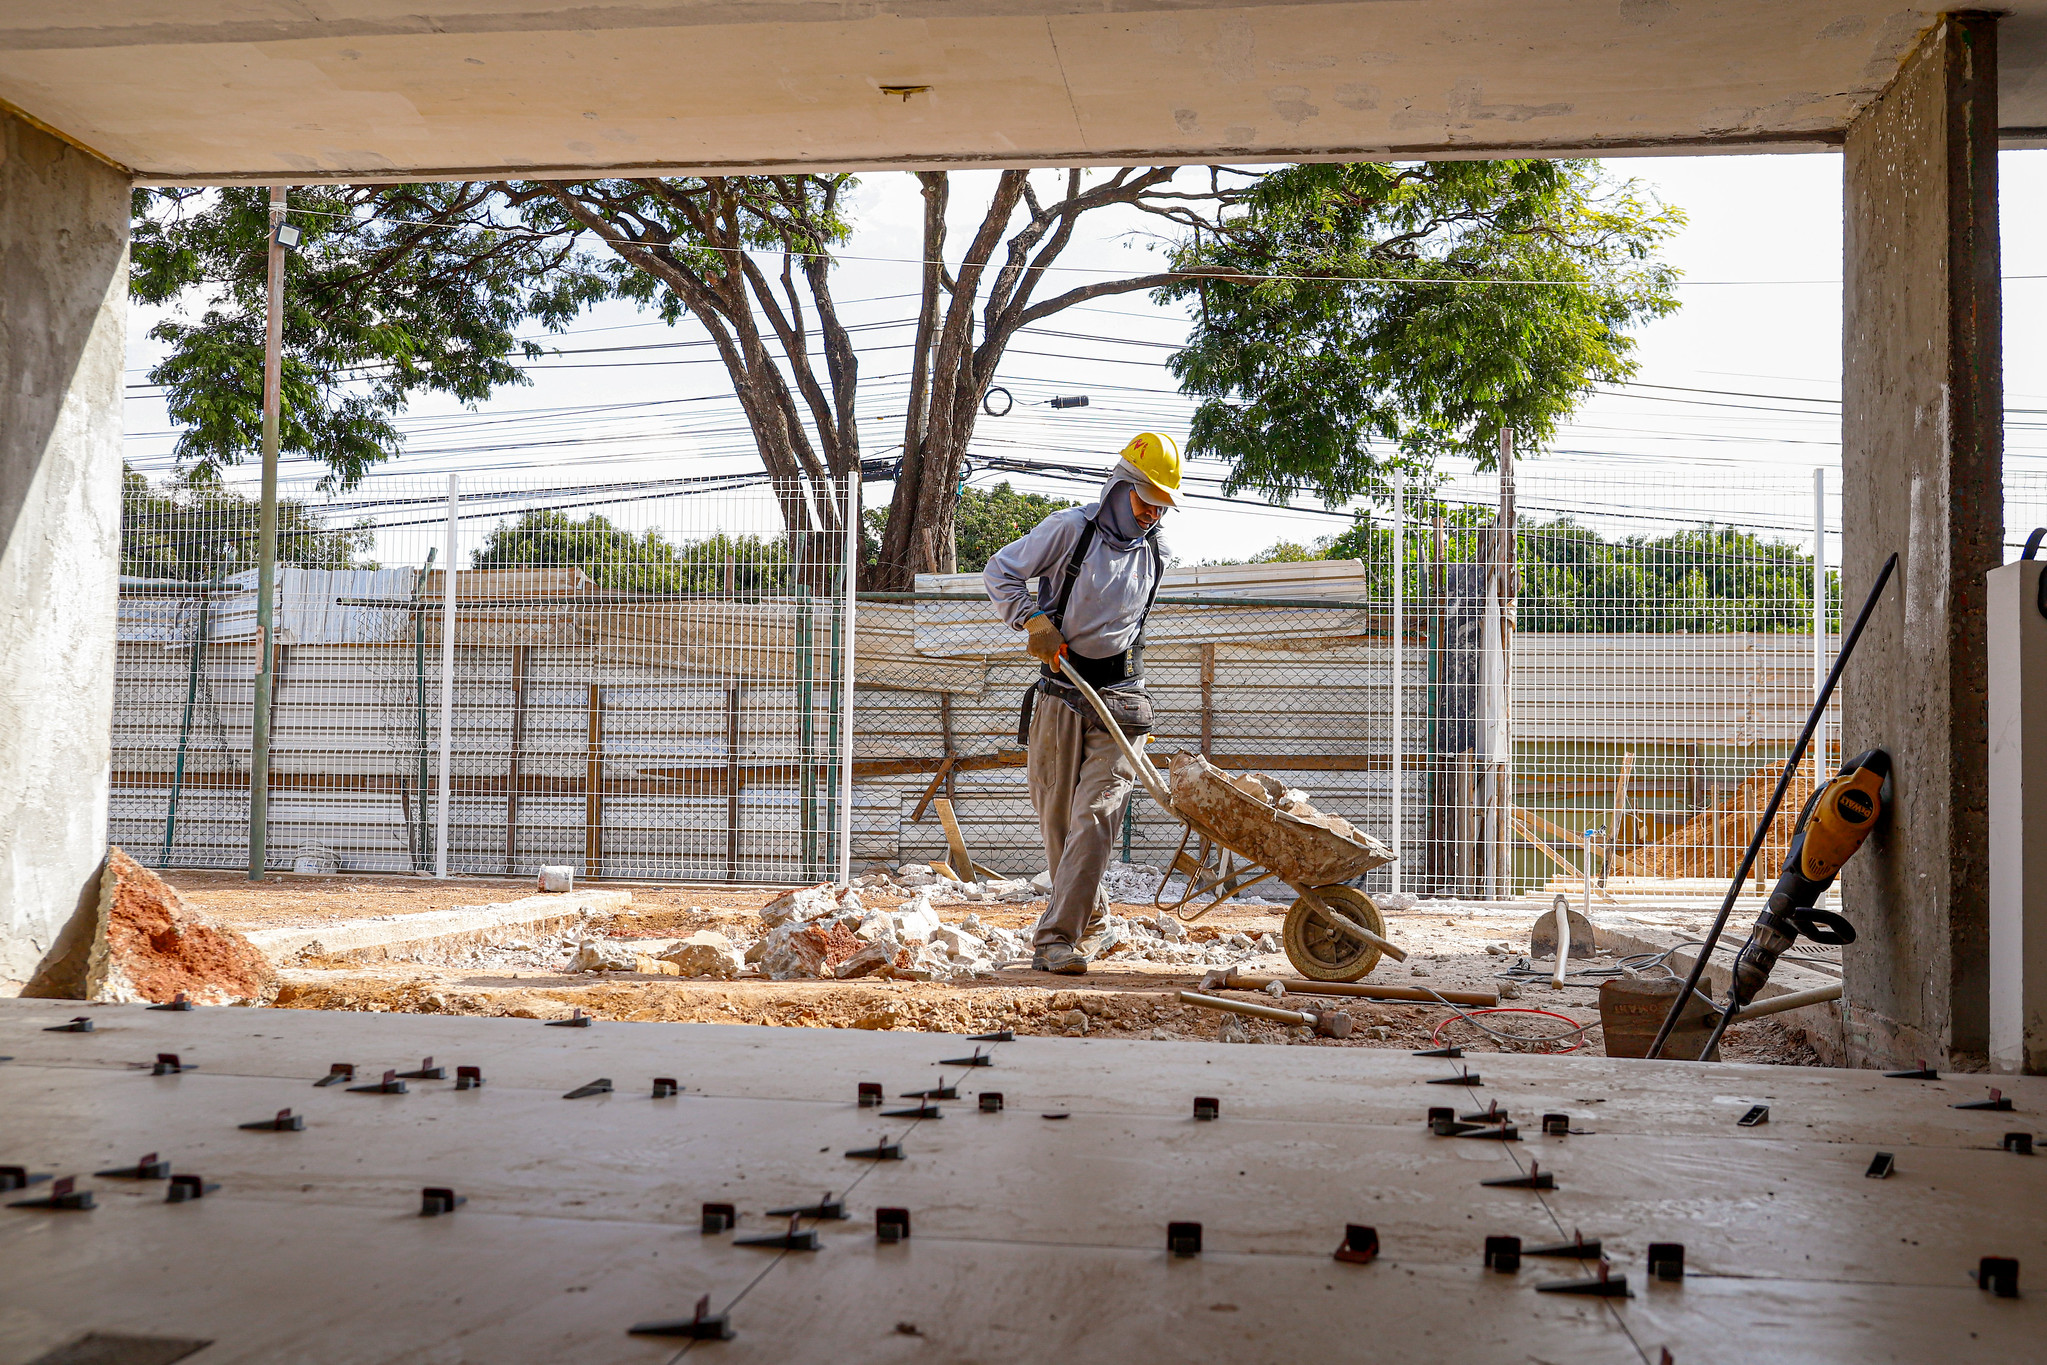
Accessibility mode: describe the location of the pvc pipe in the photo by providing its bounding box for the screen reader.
[1725,981,1842,1022]
[1552,902,1570,991]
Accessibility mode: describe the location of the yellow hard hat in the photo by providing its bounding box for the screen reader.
[1115,432,1183,508]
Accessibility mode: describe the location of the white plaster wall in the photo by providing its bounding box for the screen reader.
[0,112,127,987]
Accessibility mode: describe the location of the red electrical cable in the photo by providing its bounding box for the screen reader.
[1429,1006,1591,1054]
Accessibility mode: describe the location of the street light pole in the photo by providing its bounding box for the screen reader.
[248,185,288,881]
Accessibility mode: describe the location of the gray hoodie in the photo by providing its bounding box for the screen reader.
[982,476,1164,660]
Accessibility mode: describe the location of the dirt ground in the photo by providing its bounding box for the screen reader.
[165,870,1819,1063]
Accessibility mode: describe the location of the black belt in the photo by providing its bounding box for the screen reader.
[1042,644,1142,689]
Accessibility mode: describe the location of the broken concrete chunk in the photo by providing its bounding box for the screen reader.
[927,925,986,960]
[758,884,838,927]
[26,847,277,1005]
[835,939,910,980]
[570,940,640,973]
[657,930,743,980]
[760,924,834,980]
[893,895,942,944]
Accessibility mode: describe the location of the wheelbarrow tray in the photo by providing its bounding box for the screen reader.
[1165,752,1394,887]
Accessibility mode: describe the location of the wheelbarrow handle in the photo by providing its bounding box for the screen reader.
[1053,656,1175,809]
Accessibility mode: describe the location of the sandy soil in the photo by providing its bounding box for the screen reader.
[166,871,1817,1063]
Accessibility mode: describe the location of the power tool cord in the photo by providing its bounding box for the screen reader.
[1645,551,1897,1059]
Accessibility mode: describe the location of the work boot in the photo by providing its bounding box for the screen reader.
[1032,942,1089,975]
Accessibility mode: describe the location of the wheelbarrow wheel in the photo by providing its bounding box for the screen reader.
[1282,885,1386,982]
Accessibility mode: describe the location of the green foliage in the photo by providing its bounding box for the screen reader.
[504,176,856,325]
[470,509,793,595]
[1246,514,1832,633]
[1160,161,1682,503]
[1516,520,1832,633]
[119,465,374,580]
[864,482,1079,576]
[132,185,610,488]
[953,483,1080,573]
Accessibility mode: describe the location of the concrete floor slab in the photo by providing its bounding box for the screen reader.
[1,999,2041,1363]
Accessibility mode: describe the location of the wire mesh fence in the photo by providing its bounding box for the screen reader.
[115,474,855,881]
[110,463,2047,898]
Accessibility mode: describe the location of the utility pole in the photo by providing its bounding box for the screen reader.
[248,186,288,881]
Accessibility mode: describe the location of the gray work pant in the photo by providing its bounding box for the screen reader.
[1027,693,1136,948]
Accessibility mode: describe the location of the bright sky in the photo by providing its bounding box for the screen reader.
[121,152,2047,565]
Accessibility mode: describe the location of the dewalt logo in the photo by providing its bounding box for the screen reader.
[1837,789,1876,823]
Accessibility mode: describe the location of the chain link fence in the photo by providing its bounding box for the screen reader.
[111,464,2047,898]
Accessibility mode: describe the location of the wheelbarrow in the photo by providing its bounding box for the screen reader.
[1054,659,1405,982]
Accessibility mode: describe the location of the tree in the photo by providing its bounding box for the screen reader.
[119,465,374,580]
[132,184,609,487]
[1161,161,1682,505]
[504,169,1251,588]
[500,177,862,560]
[862,481,1078,578]
[470,509,792,596]
[1239,512,1830,633]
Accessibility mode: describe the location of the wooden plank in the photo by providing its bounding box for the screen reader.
[910,754,959,823]
[1512,803,1596,853]
[1512,811,1580,880]
[934,796,974,881]
[1199,642,1215,754]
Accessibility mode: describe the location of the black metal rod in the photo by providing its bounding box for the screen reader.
[1645,551,1897,1060]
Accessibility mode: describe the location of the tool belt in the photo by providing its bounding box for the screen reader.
[1020,671,1154,744]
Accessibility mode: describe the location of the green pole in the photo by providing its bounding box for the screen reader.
[159,562,222,868]
[247,184,288,880]
[412,547,436,870]
[824,563,843,874]
[796,584,816,878]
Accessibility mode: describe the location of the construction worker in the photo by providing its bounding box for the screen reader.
[983,433,1181,974]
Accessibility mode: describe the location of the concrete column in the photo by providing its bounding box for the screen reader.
[1840,13,2003,1068]
[0,111,127,991]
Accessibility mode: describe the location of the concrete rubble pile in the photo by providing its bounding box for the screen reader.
[746,884,1022,982]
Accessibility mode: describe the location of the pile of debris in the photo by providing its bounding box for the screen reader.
[745,883,1026,982]
[1095,913,1281,967]
[850,864,1041,905]
[23,848,277,1006]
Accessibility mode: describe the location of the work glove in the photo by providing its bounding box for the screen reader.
[1024,613,1066,665]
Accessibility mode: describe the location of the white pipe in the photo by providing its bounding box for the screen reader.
[435,473,458,879]
[836,475,858,887]
[1391,469,1404,895]
[1552,900,1571,990]
[1727,981,1842,1022]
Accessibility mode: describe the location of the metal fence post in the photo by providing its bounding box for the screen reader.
[837,475,858,886]
[247,184,287,882]
[797,583,816,878]
[434,474,458,879]
[1812,466,1828,793]
[1391,470,1405,895]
